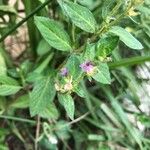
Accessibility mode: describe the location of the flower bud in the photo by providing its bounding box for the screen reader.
[60,68,68,77]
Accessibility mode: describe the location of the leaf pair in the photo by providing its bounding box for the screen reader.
[34,0,96,52]
[30,76,75,120]
[82,35,119,62]
[96,26,143,59]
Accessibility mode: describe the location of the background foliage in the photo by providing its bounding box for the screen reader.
[0,0,150,150]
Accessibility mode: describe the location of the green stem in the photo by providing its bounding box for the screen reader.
[109,0,122,16]
[71,23,76,45]
[0,115,36,124]
[108,56,150,69]
[0,0,52,43]
[23,0,37,52]
[0,45,13,68]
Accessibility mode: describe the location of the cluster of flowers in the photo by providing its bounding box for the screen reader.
[55,75,73,93]
[55,61,96,93]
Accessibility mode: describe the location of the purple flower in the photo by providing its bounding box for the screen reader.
[80,61,95,75]
[60,68,68,77]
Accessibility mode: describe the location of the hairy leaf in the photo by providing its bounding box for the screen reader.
[59,0,96,33]
[29,76,56,116]
[11,94,29,109]
[65,55,82,81]
[74,84,85,98]
[34,16,72,51]
[58,93,75,120]
[37,39,51,56]
[83,43,96,61]
[93,63,111,84]
[96,35,119,57]
[39,103,59,119]
[0,75,21,96]
[109,26,143,50]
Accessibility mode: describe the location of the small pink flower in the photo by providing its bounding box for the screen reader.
[80,61,95,75]
[60,68,68,77]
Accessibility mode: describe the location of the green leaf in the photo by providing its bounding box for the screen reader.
[78,0,95,10]
[10,94,29,109]
[20,60,33,77]
[26,72,44,83]
[0,52,7,75]
[96,35,119,57]
[7,69,19,78]
[0,75,19,85]
[34,16,72,51]
[39,103,59,119]
[83,43,96,61]
[93,63,111,84]
[109,26,143,50]
[58,93,75,120]
[74,84,85,98]
[137,5,150,15]
[37,39,51,56]
[59,0,96,33]
[0,75,21,96]
[29,76,56,117]
[0,85,21,96]
[0,5,17,14]
[34,53,54,73]
[101,0,115,19]
[65,55,82,80]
